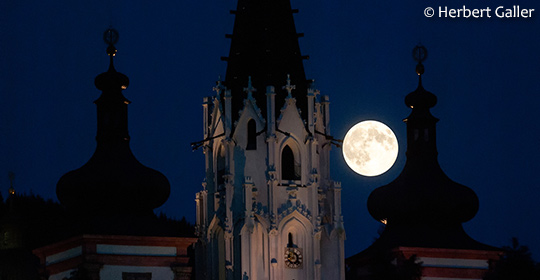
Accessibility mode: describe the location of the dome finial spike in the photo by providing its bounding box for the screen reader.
[103,28,119,70]
[412,44,427,76]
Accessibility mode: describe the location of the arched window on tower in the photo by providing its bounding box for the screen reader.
[247,119,257,150]
[282,145,301,181]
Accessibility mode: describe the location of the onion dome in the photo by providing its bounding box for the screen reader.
[366,46,485,250]
[56,29,170,216]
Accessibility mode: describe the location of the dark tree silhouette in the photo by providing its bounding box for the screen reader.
[0,192,196,279]
[484,238,540,280]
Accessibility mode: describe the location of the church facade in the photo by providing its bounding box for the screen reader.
[193,1,345,279]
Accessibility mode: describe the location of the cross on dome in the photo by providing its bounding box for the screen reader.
[243,76,257,99]
[413,44,428,76]
[283,74,296,98]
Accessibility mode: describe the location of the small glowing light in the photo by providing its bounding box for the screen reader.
[8,188,15,195]
[380,219,387,225]
[121,85,127,90]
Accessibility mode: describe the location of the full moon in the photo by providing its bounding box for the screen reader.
[342,120,398,176]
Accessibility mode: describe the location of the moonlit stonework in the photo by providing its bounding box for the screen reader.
[342,120,398,176]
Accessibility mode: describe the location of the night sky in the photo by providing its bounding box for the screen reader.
[2,0,540,259]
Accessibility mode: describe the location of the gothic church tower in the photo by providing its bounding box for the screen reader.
[194,1,345,279]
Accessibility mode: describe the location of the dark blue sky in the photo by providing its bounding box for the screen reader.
[1,0,539,259]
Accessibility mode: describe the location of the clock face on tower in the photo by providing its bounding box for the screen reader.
[284,247,303,268]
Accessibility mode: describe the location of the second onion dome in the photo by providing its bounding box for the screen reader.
[56,29,170,216]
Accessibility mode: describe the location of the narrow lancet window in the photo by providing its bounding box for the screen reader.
[288,233,294,247]
[217,145,226,187]
[247,119,257,150]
